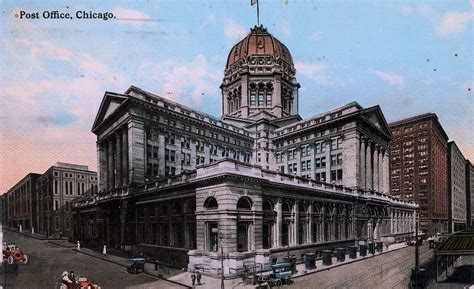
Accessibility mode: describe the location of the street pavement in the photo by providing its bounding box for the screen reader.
[1,230,188,289]
[289,243,434,289]
[3,229,450,289]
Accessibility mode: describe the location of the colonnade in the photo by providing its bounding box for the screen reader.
[359,137,389,192]
[98,126,129,191]
[269,198,354,248]
[390,209,417,235]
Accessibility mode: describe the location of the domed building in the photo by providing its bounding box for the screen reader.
[74,26,418,276]
[221,25,300,123]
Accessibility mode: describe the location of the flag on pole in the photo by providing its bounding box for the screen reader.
[251,0,257,6]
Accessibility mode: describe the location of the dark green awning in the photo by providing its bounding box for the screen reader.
[435,229,474,256]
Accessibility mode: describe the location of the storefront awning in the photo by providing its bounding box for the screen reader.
[435,229,474,256]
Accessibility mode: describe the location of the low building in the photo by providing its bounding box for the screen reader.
[5,173,41,230]
[448,142,467,232]
[36,163,97,238]
[0,194,6,225]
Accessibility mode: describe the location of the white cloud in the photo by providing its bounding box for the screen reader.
[279,21,292,38]
[436,11,473,37]
[423,78,433,85]
[150,55,221,107]
[368,69,405,89]
[224,20,247,43]
[310,32,324,41]
[295,61,330,85]
[112,7,157,26]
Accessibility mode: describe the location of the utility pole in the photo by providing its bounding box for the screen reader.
[415,220,419,270]
[220,235,224,289]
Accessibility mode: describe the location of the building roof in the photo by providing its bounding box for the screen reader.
[388,112,449,141]
[435,229,474,256]
[226,25,293,68]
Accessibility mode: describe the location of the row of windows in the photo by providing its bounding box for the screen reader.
[276,140,342,163]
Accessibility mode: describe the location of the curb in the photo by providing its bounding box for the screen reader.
[293,244,410,279]
[9,229,191,289]
[69,248,191,289]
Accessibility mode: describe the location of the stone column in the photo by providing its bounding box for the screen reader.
[115,131,122,188]
[98,142,108,191]
[274,75,282,117]
[360,137,366,190]
[366,141,373,190]
[378,149,384,193]
[383,152,390,194]
[122,128,129,187]
[390,210,394,234]
[276,198,282,247]
[373,146,379,192]
[241,75,249,117]
[108,138,115,189]
[294,201,299,245]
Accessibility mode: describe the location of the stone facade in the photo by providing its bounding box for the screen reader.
[448,142,467,232]
[389,113,449,234]
[74,26,417,275]
[466,161,474,227]
[5,173,41,231]
[36,163,97,238]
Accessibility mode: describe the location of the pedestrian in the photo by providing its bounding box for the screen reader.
[102,244,107,257]
[191,272,196,286]
[69,271,76,282]
[196,270,201,285]
[77,240,81,251]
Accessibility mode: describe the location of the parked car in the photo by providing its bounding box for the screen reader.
[127,258,145,274]
[59,277,101,289]
[263,262,293,287]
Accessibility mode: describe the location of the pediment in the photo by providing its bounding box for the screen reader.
[361,106,391,137]
[92,92,128,131]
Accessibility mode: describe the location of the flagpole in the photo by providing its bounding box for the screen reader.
[257,0,260,26]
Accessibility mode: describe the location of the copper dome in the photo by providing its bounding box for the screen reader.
[226,25,293,68]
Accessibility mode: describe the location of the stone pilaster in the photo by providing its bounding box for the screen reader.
[128,121,145,185]
[293,200,299,245]
[342,132,360,188]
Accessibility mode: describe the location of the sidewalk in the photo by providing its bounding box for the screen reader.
[169,242,410,289]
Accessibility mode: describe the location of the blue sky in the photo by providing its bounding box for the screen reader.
[0,0,472,192]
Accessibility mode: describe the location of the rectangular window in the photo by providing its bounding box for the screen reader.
[208,223,219,252]
[330,153,343,166]
[331,169,343,181]
[315,172,326,182]
[315,157,326,168]
[315,141,325,154]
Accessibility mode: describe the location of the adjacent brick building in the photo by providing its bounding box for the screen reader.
[389,113,449,234]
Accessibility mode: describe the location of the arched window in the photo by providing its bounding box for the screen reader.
[204,197,218,209]
[263,200,273,211]
[237,196,252,210]
[282,201,291,212]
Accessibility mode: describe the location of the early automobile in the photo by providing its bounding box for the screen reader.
[59,277,101,289]
[3,246,28,264]
[264,262,293,287]
[127,257,146,274]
